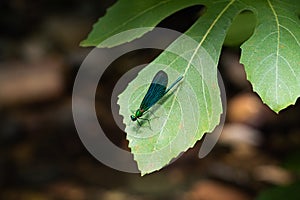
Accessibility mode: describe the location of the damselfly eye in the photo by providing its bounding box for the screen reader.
[130,115,137,121]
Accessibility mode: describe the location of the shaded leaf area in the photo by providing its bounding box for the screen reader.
[224,11,256,46]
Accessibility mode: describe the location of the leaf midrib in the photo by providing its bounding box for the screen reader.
[267,0,280,104]
[152,0,236,151]
[183,0,235,127]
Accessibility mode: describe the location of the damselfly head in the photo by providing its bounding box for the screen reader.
[130,115,137,121]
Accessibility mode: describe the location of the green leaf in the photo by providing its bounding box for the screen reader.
[118,45,219,175]
[118,1,244,175]
[224,11,256,46]
[80,0,202,47]
[240,0,300,112]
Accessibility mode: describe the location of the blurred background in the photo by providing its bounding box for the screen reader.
[1,0,300,199]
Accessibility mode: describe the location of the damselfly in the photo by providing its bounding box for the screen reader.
[130,70,183,126]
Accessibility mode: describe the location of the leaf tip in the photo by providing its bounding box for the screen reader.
[79,39,90,47]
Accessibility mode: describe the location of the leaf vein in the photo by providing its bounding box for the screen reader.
[267,0,280,104]
[183,0,236,76]
[279,24,300,47]
[278,54,297,80]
